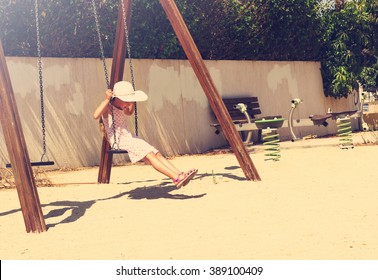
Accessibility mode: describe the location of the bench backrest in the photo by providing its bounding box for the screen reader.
[222,97,261,120]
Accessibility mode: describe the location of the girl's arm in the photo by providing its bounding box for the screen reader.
[93,89,112,120]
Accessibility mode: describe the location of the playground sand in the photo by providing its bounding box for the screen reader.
[1,134,378,260]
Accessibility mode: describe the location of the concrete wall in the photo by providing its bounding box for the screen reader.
[0,57,358,168]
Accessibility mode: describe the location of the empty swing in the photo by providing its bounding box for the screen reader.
[6,0,54,168]
[92,0,139,154]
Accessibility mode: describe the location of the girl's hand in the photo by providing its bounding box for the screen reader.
[93,90,112,120]
[105,89,113,101]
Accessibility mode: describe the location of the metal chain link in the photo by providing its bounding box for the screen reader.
[91,0,119,149]
[120,0,135,89]
[34,0,47,162]
[91,0,138,149]
[120,0,138,137]
[91,0,110,89]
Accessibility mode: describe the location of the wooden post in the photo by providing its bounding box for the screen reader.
[97,0,130,183]
[0,40,47,233]
[159,0,261,181]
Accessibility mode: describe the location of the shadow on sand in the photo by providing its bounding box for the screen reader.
[0,166,246,230]
[0,181,206,229]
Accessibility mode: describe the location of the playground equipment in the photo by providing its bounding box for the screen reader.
[5,0,54,168]
[0,40,47,233]
[289,97,360,149]
[95,0,261,183]
[261,129,281,161]
[0,0,262,236]
[233,103,253,144]
[255,117,285,161]
[92,0,136,154]
[288,98,303,142]
[289,87,378,141]
[220,101,286,160]
[211,97,263,145]
[337,117,354,149]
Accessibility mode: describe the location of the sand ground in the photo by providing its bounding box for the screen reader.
[1,132,378,260]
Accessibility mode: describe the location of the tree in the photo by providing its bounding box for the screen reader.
[0,0,118,57]
[130,0,323,60]
[1,0,376,98]
[243,0,323,60]
[0,0,323,61]
[320,0,377,98]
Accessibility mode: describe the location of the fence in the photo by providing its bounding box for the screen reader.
[0,57,357,168]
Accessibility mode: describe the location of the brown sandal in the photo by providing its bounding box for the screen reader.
[173,173,191,188]
[182,169,198,186]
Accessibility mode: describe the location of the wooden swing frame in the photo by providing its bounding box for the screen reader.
[98,0,261,183]
[0,0,261,234]
[0,41,47,233]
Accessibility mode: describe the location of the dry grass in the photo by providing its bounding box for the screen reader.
[0,167,54,189]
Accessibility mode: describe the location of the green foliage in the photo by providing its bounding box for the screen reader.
[130,0,323,60]
[0,0,118,57]
[0,0,323,60]
[129,0,182,59]
[320,0,377,98]
[0,0,376,99]
[244,0,323,60]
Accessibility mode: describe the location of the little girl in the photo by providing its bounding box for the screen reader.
[93,81,197,188]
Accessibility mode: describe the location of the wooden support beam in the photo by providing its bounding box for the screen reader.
[0,40,47,233]
[158,0,261,181]
[97,0,130,183]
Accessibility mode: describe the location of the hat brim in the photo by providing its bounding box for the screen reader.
[116,90,148,102]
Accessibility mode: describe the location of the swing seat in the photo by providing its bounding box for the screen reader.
[309,114,332,126]
[108,149,128,154]
[330,110,358,118]
[6,161,55,168]
[309,110,358,127]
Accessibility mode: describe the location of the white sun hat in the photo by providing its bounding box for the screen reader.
[113,81,148,102]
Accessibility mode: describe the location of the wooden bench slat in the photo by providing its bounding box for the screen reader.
[228,109,261,119]
[210,96,263,144]
[223,97,258,103]
[212,97,262,119]
[224,103,260,110]
[222,97,261,120]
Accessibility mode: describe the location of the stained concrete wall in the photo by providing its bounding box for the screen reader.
[0,57,358,168]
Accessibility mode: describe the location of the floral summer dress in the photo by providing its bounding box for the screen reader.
[102,105,158,163]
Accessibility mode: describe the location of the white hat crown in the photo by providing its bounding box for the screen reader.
[113,81,148,102]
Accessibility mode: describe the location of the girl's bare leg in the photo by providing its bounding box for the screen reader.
[144,153,181,174]
[155,152,181,173]
[144,152,181,181]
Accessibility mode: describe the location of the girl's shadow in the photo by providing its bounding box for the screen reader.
[0,182,206,229]
[123,184,206,200]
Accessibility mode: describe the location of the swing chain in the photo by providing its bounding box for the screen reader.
[110,106,119,150]
[91,0,119,149]
[120,0,138,137]
[91,0,110,89]
[34,0,47,162]
[120,0,135,90]
[91,0,138,151]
